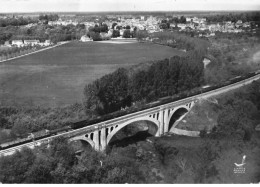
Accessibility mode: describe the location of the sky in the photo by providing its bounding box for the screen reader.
[0,0,259,13]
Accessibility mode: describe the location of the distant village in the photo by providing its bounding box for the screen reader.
[0,14,258,48]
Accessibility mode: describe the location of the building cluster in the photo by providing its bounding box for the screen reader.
[48,18,78,26]
[110,16,161,33]
[6,39,52,47]
[79,16,161,34]
[173,17,255,36]
[21,15,258,37]
[78,16,162,41]
[1,14,258,48]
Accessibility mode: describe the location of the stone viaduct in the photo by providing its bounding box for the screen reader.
[68,99,196,151]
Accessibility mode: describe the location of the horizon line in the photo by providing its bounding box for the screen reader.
[1,10,259,14]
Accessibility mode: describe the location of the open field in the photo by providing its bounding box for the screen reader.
[0,41,183,107]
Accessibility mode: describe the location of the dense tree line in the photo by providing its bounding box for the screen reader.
[84,51,205,115]
[206,12,260,23]
[84,68,130,115]
[0,14,59,28]
[150,31,209,53]
[195,81,260,183]
[0,103,86,144]
[88,23,109,33]
[87,23,110,41]
[122,27,138,38]
[0,45,45,61]
[0,23,86,45]
[0,137,148,183]
[0,17,38,27]
[39,14,59,24]
[205,31,260,84]
[204,80,260,142]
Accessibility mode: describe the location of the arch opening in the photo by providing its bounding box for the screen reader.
[168,108,189,131]
[69,139,93,155]
[107,120,158,149]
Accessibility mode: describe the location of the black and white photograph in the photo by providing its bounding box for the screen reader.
[0,0,259,184]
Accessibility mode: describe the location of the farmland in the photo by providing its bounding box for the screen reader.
[0,41,183,107]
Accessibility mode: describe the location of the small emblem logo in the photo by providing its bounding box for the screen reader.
[234,155,246,174]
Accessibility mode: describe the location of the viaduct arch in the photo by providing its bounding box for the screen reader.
[69,101,194,151]
[106,116,160,145]
[167,106,189,131]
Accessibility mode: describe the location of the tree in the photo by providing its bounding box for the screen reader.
[160,23,168,29]
[112,30,120,38]
[116,25,121,30]
[213,98,257,141]
[89,32,101,41]
[93,24,101,33]
[84,68,130,114]
[0,147,36,183]
[135,30,148,41]
[11,121,30,138]
[123,29,131,38]
[112,23,117,29]
[100,149,145,183]
[100,24,108,33]
[179,16,186,23]
[25,157,54,183]
[48,136,76,167]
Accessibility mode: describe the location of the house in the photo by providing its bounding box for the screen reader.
[203,58,211,68]
[100,32,111,40]
[120,30,124,36]
[12,40,24,47]
[44,40,52,45]
[80,35,92,42]
[186,17,192,22]
[37,40,52,47]
[237,20,243,24]
[4,41,11,47]
[24,40,40,46]
[108,29,113,36]
[177,24,186,30]
[170,23,177,28]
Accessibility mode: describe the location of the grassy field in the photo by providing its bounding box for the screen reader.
[0,41,183,107]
